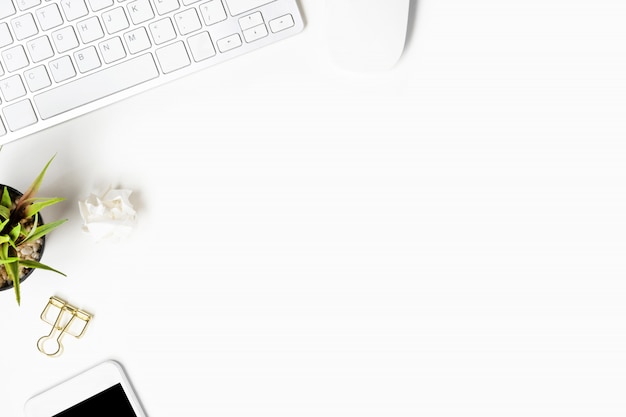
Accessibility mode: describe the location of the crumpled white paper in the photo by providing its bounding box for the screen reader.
[78,187,137,242]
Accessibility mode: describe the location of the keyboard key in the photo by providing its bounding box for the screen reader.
[34,53,159,119]
[155,40,189,73]
[35,3,64,30]
[124,27,150,53]
[238,11,262,30]
[16,0,39,11]
[48,55,76,82]
[102,7,129,34]
[23,65,51,92]
[3,98,37,131]
[153,0,179,15]
[0,0,16,19]
[174,8,201,35]
[0,118,6,136]
[87,0,113,12]
[26,35,54,62]
[0,22,13,48]
[98,36,126,63]
[224,0,273,16]
[269,13,293,33]
[60,0,89,21]
[0,74,26,101]
[10,13,38,40]
[149,17,176,45]
[76,16,104,43]
[216,33,241,52]
[2,45,29,72]
[52,26,79,53]
[74,45,101,72]
[127,0,154,24]
[187,31,215,62]
[242,23,266,42]
[198,0,226,26]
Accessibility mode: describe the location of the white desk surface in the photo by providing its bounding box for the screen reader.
[2,0,626,415]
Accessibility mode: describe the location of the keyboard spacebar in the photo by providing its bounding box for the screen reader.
[34,54,159,120]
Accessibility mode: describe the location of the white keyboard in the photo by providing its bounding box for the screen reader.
[0,0,303,145]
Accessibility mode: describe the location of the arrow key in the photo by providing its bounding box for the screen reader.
[243,23,267,43]
[216,33,241,53]
[269,13,294,33]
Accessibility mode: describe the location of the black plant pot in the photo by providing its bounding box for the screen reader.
[0,184,46,292]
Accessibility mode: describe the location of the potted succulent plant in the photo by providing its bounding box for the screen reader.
[0,155,67,305]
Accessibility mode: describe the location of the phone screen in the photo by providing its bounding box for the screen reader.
[53,383,137,417]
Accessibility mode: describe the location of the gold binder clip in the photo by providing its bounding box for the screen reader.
[37,296,93,357]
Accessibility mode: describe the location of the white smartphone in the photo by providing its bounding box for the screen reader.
[24,360,148,417]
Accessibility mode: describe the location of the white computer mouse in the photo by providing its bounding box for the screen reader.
[326,0,411,72]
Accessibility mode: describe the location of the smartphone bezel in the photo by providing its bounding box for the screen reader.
[24,360,147,417]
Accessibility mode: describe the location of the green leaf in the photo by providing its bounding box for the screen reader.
[0,205,9,220]
[14,280,20,305]
[21,219,67,244]
[9,223,20,241]
[0,257,19,265]
[19,260,66,276]
[5,260,20,305]
[24,197,65,218]
[20,155,56,203]
[0,187,11,209]
[21,213,39,242]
